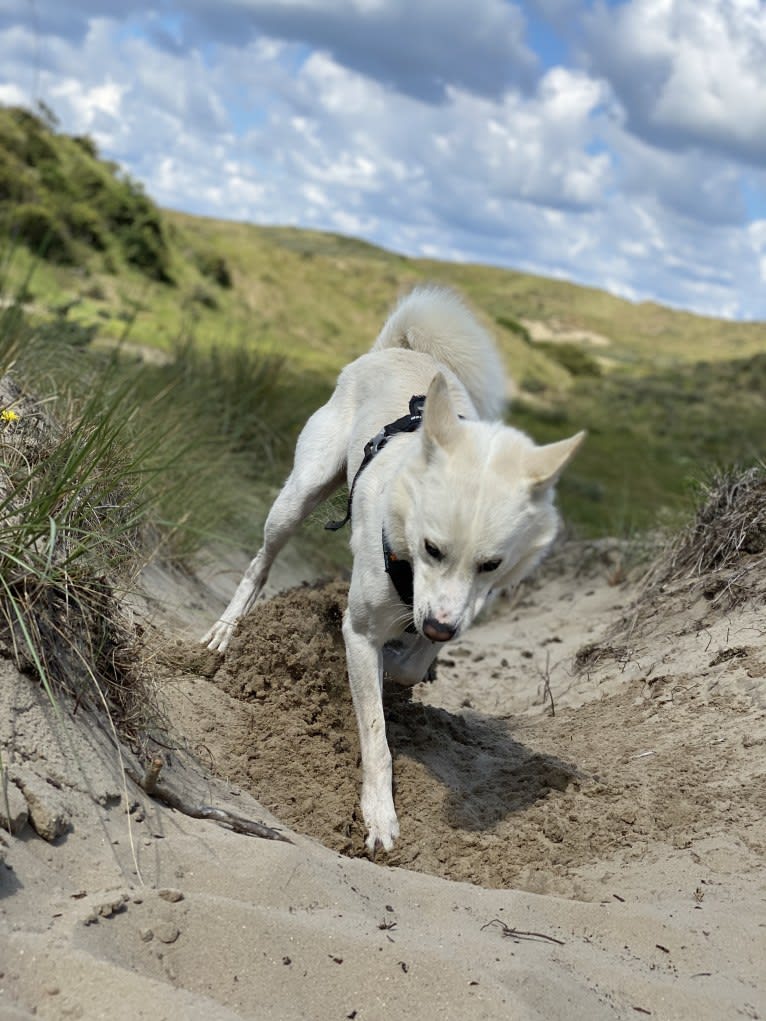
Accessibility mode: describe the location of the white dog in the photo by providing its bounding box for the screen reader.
[202,287,583,852]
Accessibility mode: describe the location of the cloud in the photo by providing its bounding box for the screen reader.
[283,55,611,210]
[583,0,766,165]
[0,82,27,105]
[2,0,539,102]
[178,0,540,102]
[604,124,749,228]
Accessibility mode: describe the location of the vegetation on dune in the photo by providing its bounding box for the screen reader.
[0,100,764,539]
[0,104,176,281]
[641,463,766,605]
[0,301,161,731]
[512,353,766,535]
[0,283,306,734]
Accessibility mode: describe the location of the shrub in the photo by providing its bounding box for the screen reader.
[1,108,175,283]
[0,151,21,201]
[63,202,107,250]
[76,163,110,201]
[520,375,546,394]
[496,315,532,343]
[187,283,218,309]
[11,202,73,263]
[71,134,98,159]
[7,107,58,165]
[538,341,602,378]
[195,250,233,288]
[37,157,72,198]
[82,281,106,301]
[121,217,172,281]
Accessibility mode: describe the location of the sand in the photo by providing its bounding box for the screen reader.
[1,540,765,1019]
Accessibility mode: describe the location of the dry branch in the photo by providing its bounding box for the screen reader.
[128,758,292,843]
[481,917,565,945]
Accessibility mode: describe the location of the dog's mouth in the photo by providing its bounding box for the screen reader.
[422,617,458,643]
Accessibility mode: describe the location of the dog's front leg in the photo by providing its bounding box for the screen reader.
[202,396,350,653]
[201,553,266,653]
[342,611,399,853]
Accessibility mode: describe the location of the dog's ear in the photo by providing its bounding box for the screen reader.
[422,372,460,456]
[524,431,586,491]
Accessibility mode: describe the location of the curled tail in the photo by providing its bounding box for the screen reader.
[371,285,507,420]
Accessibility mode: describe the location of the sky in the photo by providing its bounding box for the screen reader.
[1,0,765,320]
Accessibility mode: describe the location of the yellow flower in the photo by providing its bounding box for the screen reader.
[1,409,19,424]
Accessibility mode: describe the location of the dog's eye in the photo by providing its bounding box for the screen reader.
[424,539,444,561]
[478,558,501,574]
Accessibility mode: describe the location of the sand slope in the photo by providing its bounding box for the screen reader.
[1,544,765,1019]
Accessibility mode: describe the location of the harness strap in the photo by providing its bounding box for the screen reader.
[324,392,435,634]
[325,394,426,532]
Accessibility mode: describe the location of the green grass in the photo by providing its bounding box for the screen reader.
[511,354,766,535]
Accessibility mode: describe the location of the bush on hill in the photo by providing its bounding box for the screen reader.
[0,103,172,282]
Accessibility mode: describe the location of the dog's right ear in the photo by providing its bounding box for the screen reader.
[422,373,460,457]
[524,430,586,492]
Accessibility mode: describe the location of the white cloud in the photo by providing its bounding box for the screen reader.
[603,123,747,227]
[0,82,26,105]
[50,78,125,122]
[584,0,766,163]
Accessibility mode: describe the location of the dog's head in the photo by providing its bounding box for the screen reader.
[391,373,584,643]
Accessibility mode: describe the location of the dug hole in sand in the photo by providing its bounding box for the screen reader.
[1,525,765,1019]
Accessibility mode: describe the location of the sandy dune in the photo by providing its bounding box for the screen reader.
[1,541,764,1019]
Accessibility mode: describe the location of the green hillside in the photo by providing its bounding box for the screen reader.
[2,102,764,538]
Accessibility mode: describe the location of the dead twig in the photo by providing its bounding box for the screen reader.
[127,760,292,843]
[481,918,565,945]
[537,649,556,717]
[141,756,163,795]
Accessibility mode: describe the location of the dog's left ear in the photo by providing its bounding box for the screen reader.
[525,431,586,491]
[422,372,461,457]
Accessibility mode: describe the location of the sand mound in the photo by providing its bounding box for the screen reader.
[208,580,585,888]
[163,564,766,898]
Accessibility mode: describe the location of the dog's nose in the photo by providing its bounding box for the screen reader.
[423,617,457,642]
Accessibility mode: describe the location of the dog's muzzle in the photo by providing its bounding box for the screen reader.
[422,617,457,643]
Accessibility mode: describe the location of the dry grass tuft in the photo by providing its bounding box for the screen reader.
[1,575,153,744]
[642,465,766,603]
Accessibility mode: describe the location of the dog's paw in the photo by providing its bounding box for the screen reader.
[362,792,400,854]
[200,618,237,653]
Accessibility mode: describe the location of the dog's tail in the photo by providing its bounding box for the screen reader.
[371,286,507,420]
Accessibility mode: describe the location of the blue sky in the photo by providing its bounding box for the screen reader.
[1,0,765,320]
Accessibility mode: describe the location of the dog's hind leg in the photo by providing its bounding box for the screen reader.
[202,399,348,652]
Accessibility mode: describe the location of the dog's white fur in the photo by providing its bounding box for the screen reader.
[202,286,584,852]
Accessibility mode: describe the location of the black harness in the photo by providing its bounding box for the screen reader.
[325,394,425,532]
[325,395,424,631]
